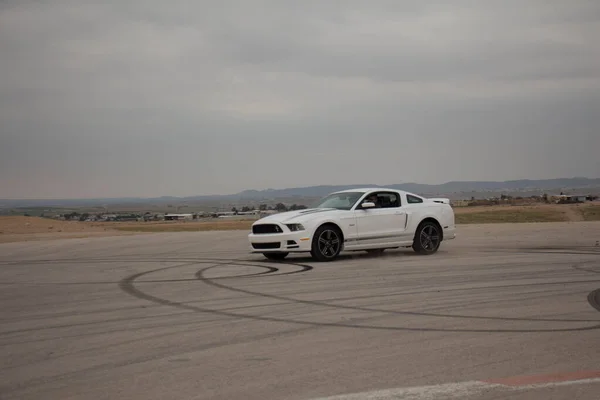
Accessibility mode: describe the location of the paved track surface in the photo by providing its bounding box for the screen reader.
[1,222,599,400]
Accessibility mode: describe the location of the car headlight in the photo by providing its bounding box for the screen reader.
[286,223,305,231]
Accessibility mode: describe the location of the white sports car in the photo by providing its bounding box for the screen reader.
[248,187,456,262]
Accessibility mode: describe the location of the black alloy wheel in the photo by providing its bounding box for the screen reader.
[412,221,442,254]
[311,224,342,262]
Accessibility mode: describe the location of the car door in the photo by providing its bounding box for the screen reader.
[353,191,408,245]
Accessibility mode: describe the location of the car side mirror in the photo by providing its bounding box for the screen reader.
[361,201,375,209]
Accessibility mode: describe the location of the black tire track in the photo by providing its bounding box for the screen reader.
[1,258,320,395]
[573,264,600,275]
[1,323,323,395]
[195,264,599,325]
[119,259,600,333]
[0,257,307,286]
[589,289,600,312]
[5,248,600,396]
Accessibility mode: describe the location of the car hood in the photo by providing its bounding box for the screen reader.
[255,208,341,224]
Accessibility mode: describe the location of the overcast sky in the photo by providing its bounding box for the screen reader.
[1,0,599,199]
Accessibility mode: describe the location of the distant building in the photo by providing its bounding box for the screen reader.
[214,211,236,217]
[450,200,470,207]
[260,210,279,215]
[552,194,589,204]
[236,210,260,215]
[164,213,194,221]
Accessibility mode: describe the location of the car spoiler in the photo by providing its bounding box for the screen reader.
[426,197,451,205]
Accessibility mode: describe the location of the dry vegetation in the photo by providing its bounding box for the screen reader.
[453,204,571,224]
[454,209,567,224]
[111,220,255,232]
[2,203,599,243]
[0,216,110,234]
[453,202,600,223]
[579,204,600,221]
[0,216,134,243]
[0,216,254,243]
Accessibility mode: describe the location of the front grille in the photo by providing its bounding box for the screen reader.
[252,224,282,234]
[252,242,281,249]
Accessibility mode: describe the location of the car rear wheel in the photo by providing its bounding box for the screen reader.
[412,221,442,255]
[263,252,289,261]
[310,224,342,262]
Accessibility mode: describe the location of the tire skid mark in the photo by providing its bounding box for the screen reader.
[118,260,311,314]
[1,324,321,395]
[588,289,600,312]
[0,304,164,324]
[0,258,307,287]
[0,299,298,347]
[196,264,600,325]
[573,264,600,274]
[0,255,251,266]
[3,313,279,371]
[0,311,196,337]
[119,259,600,333]
[352,288,590,319]
[4,247,600,395]
[1,259,318,394]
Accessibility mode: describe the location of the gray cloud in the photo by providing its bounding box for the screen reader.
[1,0,599,198]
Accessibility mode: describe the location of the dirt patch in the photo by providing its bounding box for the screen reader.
[580,204,600,221]
[454,203,565,214]
[112,220,255,232]
[0,216,129,243]
[0,216,254,243]
[3,203,599,243]
[0,231,144,244]
[455,209,568,224]
[0,216,114,234]
[453,203,598,223]
[562,205,585,222]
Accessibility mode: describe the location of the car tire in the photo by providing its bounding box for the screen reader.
[310,224,343,262]
[412,220,442,255]
[263,252,289,261]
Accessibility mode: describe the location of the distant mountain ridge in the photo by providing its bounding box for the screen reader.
[233,178,600,200]
[1,177,599,208]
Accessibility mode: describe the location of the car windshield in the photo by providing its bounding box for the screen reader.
[311,191,365,210]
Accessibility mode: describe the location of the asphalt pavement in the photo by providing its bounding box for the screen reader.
[1,221,599,399]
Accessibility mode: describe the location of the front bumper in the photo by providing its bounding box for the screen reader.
[248,230,313,253]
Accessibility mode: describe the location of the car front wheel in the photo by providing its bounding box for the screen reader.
[310,224,342,262]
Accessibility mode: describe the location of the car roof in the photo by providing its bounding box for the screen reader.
[328,188,428,202]
[333,187,405,194]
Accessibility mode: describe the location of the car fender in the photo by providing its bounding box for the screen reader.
[305,216,351,240]
[413,206,454,238]
[405,206,446,234]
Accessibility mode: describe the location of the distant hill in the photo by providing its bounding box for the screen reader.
[1,177,599,208]
[231,178,600,200]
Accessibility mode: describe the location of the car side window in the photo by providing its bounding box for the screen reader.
[407,194,423,204]
[371,192,401,208]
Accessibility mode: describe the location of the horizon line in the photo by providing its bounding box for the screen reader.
[1,176,599,202]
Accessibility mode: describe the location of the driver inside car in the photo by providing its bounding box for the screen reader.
[364,194,381,207]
